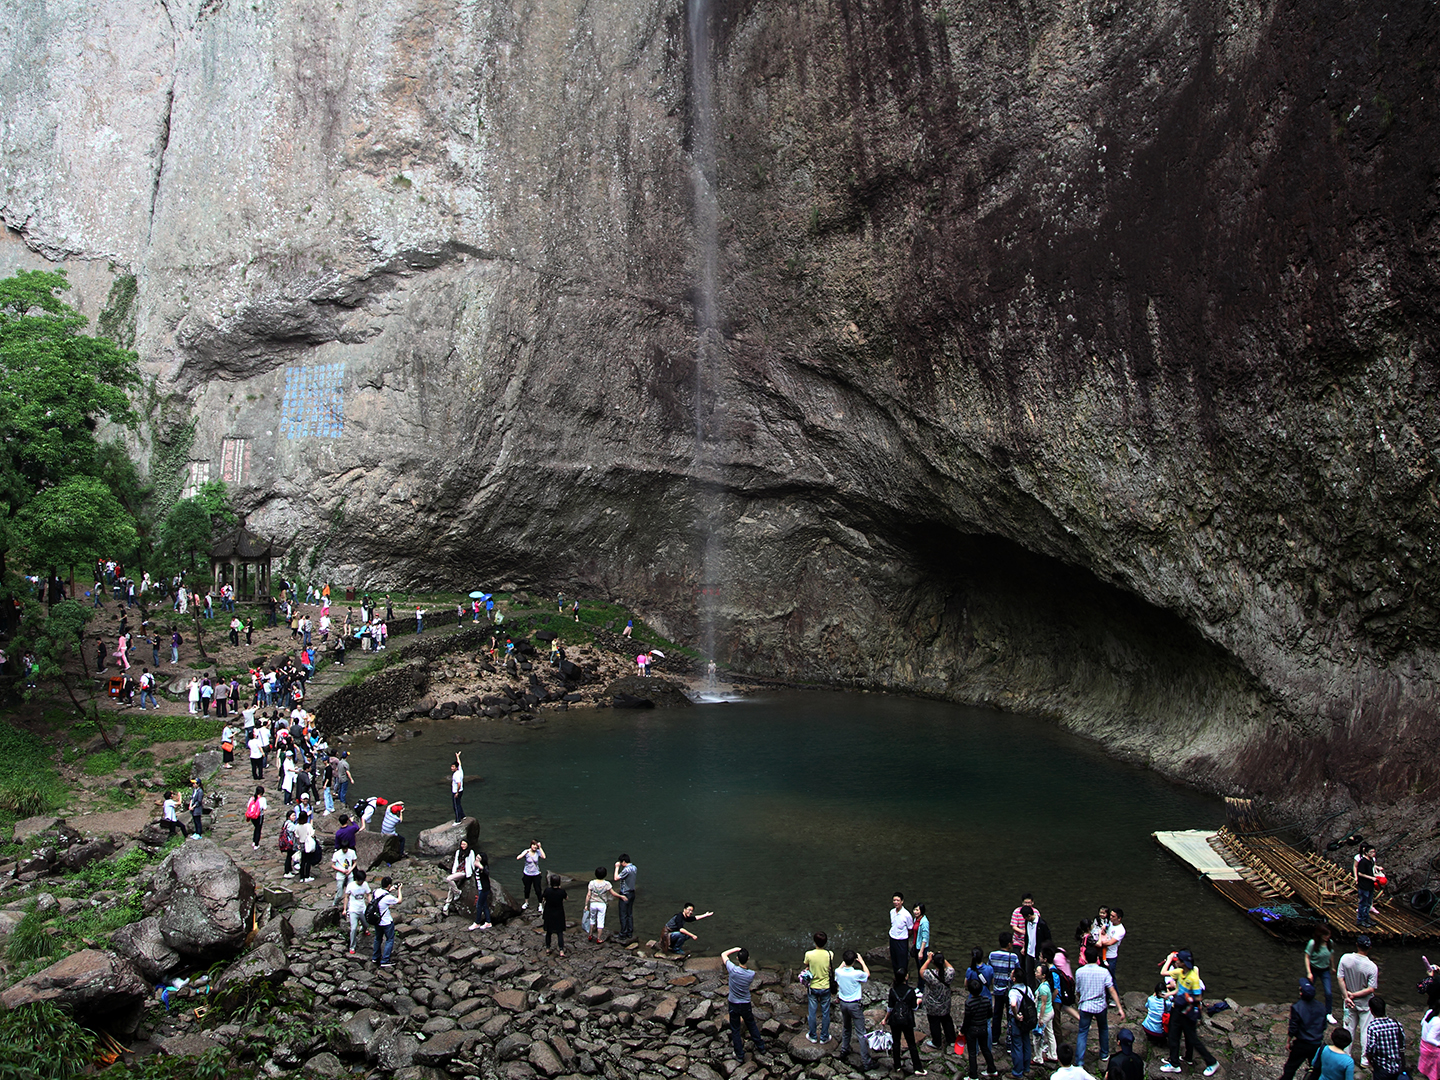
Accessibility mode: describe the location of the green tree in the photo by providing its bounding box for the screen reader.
[0,269,140,583]
[155,480,234,574]
[11,475,137,576]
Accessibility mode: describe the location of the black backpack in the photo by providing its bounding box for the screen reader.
[1012,985,1037,1031]
[364,891,384,927]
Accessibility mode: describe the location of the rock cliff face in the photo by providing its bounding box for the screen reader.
[3,1,1438,825]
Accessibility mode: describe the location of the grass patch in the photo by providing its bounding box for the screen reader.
[5,904,53,964]
[0,1000,95,1080]
[0,722,63,820]
[126,715,222,743]
[83,749,126,776]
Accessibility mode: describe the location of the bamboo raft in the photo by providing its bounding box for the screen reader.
[1154,825,1440,942]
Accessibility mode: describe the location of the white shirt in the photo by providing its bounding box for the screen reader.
[1421,1013,1440,1048]
[1052,1067,1097,1080]
[451,766,464,795]
[345,880,372,914]
[248,736,264,759]
[332,848,357,875]
[1106,923,1126,959]
[452,848,475,877]
[889,907,915,940]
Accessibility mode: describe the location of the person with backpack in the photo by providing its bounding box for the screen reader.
[1280,978,1329,1080]
[279,808,299,876]
[345,867,372,955]
[293,809,318,882]
[1075,949,1125,1066]
[1008,972,1038,1076]
[245,786,267,849]
[369,876,403,966]
[886,973,926,1075]
[919,950,958,1055]
[138,668,158,710]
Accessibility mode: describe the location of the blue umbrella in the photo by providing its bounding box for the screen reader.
[468,590,484,599]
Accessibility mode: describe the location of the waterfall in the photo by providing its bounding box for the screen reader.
[688,0,723,668]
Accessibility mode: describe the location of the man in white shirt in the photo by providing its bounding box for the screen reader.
[888,892,915,979]
[1098,908,1127,985]
[1339,935,1380,1065]
[371,876,404,966]
[1052,1043,1097,1080]
[450,752,465,823]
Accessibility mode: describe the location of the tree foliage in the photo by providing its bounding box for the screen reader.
[155,480,235,575]
[0,269,141,575]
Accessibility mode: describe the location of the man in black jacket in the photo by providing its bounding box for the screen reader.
[1279,978,1329,1080]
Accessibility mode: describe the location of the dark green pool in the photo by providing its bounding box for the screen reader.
[343,690,1424,1002]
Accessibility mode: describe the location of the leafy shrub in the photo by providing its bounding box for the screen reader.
[83,749,125,776]
[0,1001,95,1080]
[0,723,61,817]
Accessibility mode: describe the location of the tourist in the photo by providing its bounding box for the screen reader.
[200,677,213,715]
[138,668,158,710]
[584,866,623,944]
[281,750,298,804]
[355,795,385,830]
[663,903,713,953]
[803,931,835,1044]
[1339,935,1379,1064]
[1099,909,1126,985]
[1075,947,1123,1065]
[836,950,875,1068]
[1034,959,1058,1062]
[1008,970,1037,1076]
[1418,997,1440,1080]
[967,945,996,1059]
[332,837,358,909]
[170,628,182,665]
[623,619,633,637]
[517,839,546,910]
[1142,979,1175,1050]
[1306,926,1338,1024]
[889,893,916,978]
[443,840,475,916]
[913,902,931,972]
[1279,978,1328,1080]
[886,973,925,1075]
[990,932,1021,1049]
[188,778,205,839]
[1356,845,1379,929]
[245,786,267,850]
[160,791,180,838]
[415,606,424,634]
[920,950,958,1055]
[1365,997,1405,1080]
[614,854,637,941]
[187,676,199,713]
[962,977,998,1080]
[380,799,406,856]
[334,752,353,805]
[466,851,493,931]
[95,635,107,674]
[293,810,318,882]
[1107,1029,1144,1080]
[334,813,359,852]
[450,752,464,823]
[1051,1044,1096,1080]
[1014,899,1047,984]
[229,614,242,646]
[721,946,766,1064]
[220,723,235,769]
[371,877,403,966]
[1161,961,1216,1076]
[1318,1028,1357,1080]
[542,873,568,955]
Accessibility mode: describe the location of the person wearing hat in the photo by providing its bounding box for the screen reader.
[1105,1030,1144,1080]
[380,799,406,856]
[1161,952,1218,1076]
[1280,978,1329,1080]
[1339,936,1379,1066]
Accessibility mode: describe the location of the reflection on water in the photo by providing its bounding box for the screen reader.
[343,691,1425,1002]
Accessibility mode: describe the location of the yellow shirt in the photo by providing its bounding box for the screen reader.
[1176,967,1204,994]
[805,948,834,990]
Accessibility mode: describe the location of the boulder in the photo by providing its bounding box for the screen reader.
[353,830,405,869]
[137,822,172,849]
[144,838,255,958]
[59,837,119,872]
[496,1033,531,1061]
[158,1034,223,1058]
[0,949,148,1034]
[331,1008,386,1057]
[368,1024,418,1071]
[375,724,396,742]
[303,1051,346,1078]
[528,1041,563,1077]
[110,916,183,982]
[215,942,290,991]
[413,696,437,714]
[787,1033,824,1062]
[606,675,693,708]
[0,910,26,936]
[254,915,294,949]
[12,815,62,842]
[413,1029,472,1066]
[191,750,223,780]
[416,817,479,858]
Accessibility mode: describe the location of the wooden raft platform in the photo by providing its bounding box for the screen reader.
[1155,826,1440,942]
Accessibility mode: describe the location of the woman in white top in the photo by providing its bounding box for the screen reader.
[161,792,180,838]
[187,677,201,714]
[585,866,623,944]
[281,752,298,803]
[444,840,476,917]
[1418,1003,1440,1080]
[345,867,373,954]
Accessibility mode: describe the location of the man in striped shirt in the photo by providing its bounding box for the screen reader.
[990,932,1021,1047]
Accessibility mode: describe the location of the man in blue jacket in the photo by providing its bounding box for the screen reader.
[1280,978,1329,1080]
